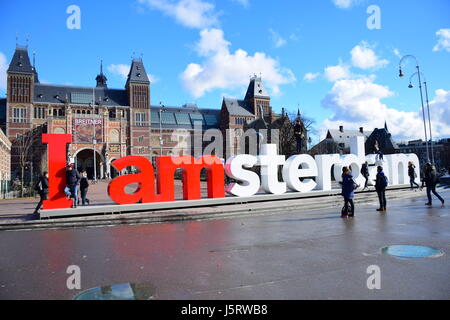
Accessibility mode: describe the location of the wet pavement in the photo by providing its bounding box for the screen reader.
[0,180,211,224]
[0,190,449,300]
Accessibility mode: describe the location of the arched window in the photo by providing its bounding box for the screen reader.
[54,127,65,134]
[109,129,120,143]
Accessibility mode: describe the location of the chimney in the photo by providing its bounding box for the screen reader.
[339,125,344,133]
[359,127,364,133]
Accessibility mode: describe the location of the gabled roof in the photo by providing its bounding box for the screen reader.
[7,47,34,74]
[327,129,372,148]
[126,59,150,84]
[223,98,254,116]
[246,118,268,130]
[366,128,399,151]
[244,76,270,100]
[33,84,129,107]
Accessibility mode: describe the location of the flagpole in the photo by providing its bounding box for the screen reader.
[92,87,97,182]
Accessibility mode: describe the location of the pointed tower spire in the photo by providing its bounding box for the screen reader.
[8,46,34,73]
[384,121,388,131]
[32,51,39,83]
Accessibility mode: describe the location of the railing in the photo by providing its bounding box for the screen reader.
[0,180,13,199]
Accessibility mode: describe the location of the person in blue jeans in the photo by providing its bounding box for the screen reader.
[340,166,359,218]
[422,163,445,206]
[66,164,81,208]
[375,166,388,211]
[408,161,420,190]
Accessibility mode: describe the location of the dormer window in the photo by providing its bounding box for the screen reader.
[136,73,141,77]
[18,62,23,67]
[38,94,43,98]
[55,95,60,99]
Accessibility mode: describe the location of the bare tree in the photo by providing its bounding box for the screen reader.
[13,126,43,197]
[272,111,316,158]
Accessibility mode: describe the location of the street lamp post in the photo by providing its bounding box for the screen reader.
[408,72,435,165]
[92,88,97,182]
[159,103,164,156]
[399,55,430,164]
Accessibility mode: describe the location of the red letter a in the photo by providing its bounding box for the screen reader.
[107,156,158,205]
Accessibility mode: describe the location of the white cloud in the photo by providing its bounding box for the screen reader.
[350,41,389,70]
[138,0,219,29]
[195,28,230,56]
[303,72,320,82]
[324,62,351,82]
[181,28,296,98]
[393,48,402,59]
[433,28,450,52]
[107,64,130,79]
[332,0,361,9]
[428,88,450,137]
[108,63,159,83]
[321,77,450,140]
[0,52,7,93]
[269,29,287,48]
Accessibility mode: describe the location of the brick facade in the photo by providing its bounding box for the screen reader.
[1,46,293,180]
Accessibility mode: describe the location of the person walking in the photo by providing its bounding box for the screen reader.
[340,166,358,218]
[80,171,90,206]
[33,172,49,215]
[408,161,420,190]
[293,119,304,153]
[66,164,81,208]
[360,161,369,190]
[422,163,445,206]
[374,166,388,212]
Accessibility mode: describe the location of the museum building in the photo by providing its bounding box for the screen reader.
[2,45,283,179]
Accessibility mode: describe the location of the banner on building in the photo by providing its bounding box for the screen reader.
[73,118,103,144]
[109,144,121,153]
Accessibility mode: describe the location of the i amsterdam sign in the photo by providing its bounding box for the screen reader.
[41,134,420,210]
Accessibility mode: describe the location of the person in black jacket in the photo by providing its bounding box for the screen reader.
[374,166,388,211]
[422,163,444,206]
[80,171,90,206]
[293,119,304,153]
[33,172,49,215]
[66,164,81,208]
[408,161,420,190]
[361,161,369,190]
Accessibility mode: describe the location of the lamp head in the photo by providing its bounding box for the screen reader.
[408,83,413,89]
[399,68,404,78]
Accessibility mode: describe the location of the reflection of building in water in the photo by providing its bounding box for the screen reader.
[2,45,287,180]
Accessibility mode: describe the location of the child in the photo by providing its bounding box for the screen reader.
[80,171,90,206]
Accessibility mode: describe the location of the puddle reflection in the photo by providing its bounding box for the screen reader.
[74,282,156,300]
[381,245,444,258]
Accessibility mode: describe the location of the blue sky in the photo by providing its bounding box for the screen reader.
[1,0,449,145]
